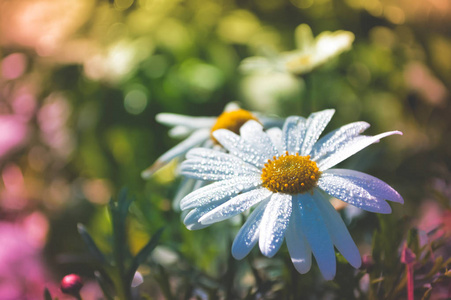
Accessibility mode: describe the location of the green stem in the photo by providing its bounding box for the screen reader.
[112,216,130,299]
[301,74,315,114]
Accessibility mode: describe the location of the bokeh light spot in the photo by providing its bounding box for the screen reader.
[217,10,260,44]
[142,55,169,78]
[82,178,112,205]
[385,6,405,24]
[124,89,148,115]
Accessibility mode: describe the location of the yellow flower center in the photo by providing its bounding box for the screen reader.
[210,109,259,143]
[261,152,321,194]
[285,54,312,72]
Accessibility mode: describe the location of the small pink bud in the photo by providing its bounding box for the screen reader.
[401,244,416,265]
[361,254,374,270]
[60,274,83,295]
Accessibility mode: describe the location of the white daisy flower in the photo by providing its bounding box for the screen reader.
[240,24,354,75]
[179,109,403,280]
[141,103,282,207]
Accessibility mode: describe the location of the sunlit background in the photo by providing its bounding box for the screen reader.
[0,0,450,299]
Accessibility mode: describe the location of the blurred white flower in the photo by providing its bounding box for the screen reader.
[240,24,354,75]
[179,109,403,279]
[240,72,303,115]
[142,103,282,208]
[84,38,154,83]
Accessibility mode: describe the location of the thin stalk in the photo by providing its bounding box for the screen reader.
[406,264,414,300]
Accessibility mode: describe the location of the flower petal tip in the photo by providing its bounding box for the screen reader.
[259,241,280,258]
[141,160,165,179]
[378,204,393,214]
[231,250,246,261]
[391,191,404,204]
[141,168,153,179]
[350,257,362,269]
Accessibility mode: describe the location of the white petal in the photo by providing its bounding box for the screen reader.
[285,209,312,274]
[181,149,260,181]
[199,188,272,225]
[282,116,306,154]
[168,125,192,138]
[212,129,272,168]
[232,200,269,260]
[257,116,285,129]
[312,190,361,268]
[141,129,210,178]
[180,176,261,210]
[300,109,335,155]
[156,113,216,128]
[317,131,402,171]
[266,128,284,154]
[239,120,278,158]
[183,201,227,230]
[181,162,257,181]
[310,121,370,161]
[323,169,403,203]
[224,102,241,112]
[259,193,292,258]
[296,194,336,280]
[318,173,392,213]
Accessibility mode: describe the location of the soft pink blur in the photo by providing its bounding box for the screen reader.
[404,62,448,106]
[0,214,50,300]
[0,215,103,299]
[38,93,74,158]
[1,53,27,80]
[11,85,37,121]
[1,163,28,210]
[0,115,28,159]
[417,201,451,241]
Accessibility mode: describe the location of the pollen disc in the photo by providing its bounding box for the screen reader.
[261,152,320,194]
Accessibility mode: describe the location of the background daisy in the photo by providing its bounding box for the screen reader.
[141,102,282,208]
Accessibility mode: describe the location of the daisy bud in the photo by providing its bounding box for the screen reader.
[60,274,83,295]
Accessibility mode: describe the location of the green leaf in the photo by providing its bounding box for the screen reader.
[126,227,164,285]
[43,287,52,300]
[77,223,108,264]
[94,271,115,300]
[109,188,135,265]
[407,228,420,256]
[370,214,407,299]
[115,187,134,223]
[421,287,432,300]
[423,256,444,279]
